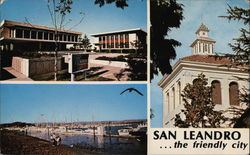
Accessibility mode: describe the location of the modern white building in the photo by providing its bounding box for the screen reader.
[158,23,249,128]
[91,28,147,53]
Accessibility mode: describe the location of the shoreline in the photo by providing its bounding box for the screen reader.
[0,129,100,155]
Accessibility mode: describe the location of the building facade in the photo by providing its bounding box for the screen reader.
[158,23,249,128]
[91,28,147,53]
[0,20,82,52]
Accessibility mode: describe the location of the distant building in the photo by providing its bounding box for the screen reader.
[158,23,249,128]
[0,20,82,52]
[91,28,147,53]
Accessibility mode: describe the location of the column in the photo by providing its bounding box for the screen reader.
[22,29,24,38]
[163,91,167,127]
[221,79,230,107]
[13,29,16,38]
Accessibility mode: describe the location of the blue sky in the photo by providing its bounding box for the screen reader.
[0,84,147,124]
[151,0,249,128]
[0,0,146,42]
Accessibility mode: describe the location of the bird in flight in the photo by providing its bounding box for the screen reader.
[120,88,144,96]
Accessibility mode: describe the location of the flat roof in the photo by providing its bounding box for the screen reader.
[1,20,82,35]
[91,28,147,36]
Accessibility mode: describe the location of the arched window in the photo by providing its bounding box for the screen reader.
[178,81,181,105]
[229,82,240,106]
[211,80,222,104]
[193,78,201,85]
[172,87,175,109]
[167,92,170,113]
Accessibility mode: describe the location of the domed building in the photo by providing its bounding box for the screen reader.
[158,23,249,128]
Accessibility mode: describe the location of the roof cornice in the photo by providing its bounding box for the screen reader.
[91,28,147,36]
[158,60,248,89]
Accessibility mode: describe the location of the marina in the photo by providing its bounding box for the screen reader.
[4,120,147,154]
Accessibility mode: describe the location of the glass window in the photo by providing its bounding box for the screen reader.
[212,80,222,104]
[172,88,175,109]
[31,31,37,39]
[49,33,54,40]
[229,82,239,106]
[24,30,30,38]
[44,32,48,40]
[16,29,23,38]
[38,31,43,39]
[178,81,181,105]
[125,42,129,48]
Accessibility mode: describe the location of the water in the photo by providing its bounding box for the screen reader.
[28,130,146,154]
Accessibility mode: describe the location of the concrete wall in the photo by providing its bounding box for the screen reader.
[29,57,62,76]
[12,57,62,77]
[129,33,137,49]
[12,57,29,76]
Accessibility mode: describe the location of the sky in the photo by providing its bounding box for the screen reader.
[150,0,249,128]
[0,84,147,124]
[0,0,147,43]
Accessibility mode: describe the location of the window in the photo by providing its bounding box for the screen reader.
[211,80,222,104]
[229,82,239,106]
[103,36,106,48]
[31,31,37,39]
[24,30,30,38]
[38,31,43,39]
[107,36,110,48]
[120,42,124,48]
[111,35,114,48]
[172,87,175,109]
[125,34,129,42]
[49,33,54,40]
[64,35,67,41]
[167,92,170,113]
[125,42,129,48]
[193,78,201,85]
[120,34,124,48]
[16,29,23,38]
[115,35,119,48]
[44,32,48,40]
[178,81,181,105]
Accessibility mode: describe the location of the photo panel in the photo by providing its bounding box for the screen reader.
[149,0,249,154]
[0,84,147,154]
[0,0,147,82]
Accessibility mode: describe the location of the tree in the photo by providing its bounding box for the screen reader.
[130,40,146,53]
[46,0,84,81]
[126,58,147,80]
[174,73,227,128]
[219,5,250,128]
[94,0,128,9]
[150,0,184,80]
[81,34,92,52]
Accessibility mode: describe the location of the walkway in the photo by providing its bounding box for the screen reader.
[2,67,33,81]
[89,63,129,81]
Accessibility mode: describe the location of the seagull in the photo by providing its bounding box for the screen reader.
[120,88,144,96]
